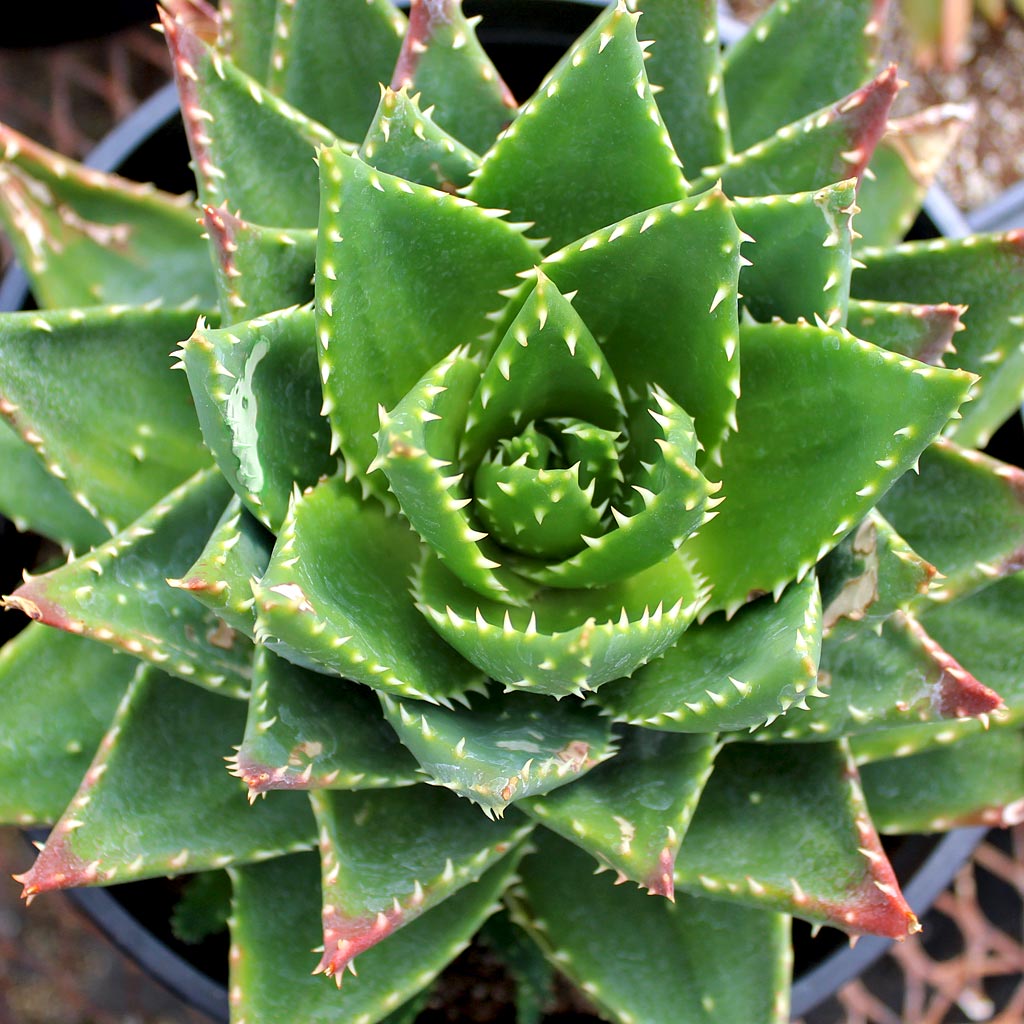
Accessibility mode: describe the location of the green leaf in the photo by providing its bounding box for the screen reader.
[514,829,790,1024]
[855,105,970,250]
[923,570,1024,718]
[263,0,405,142]
[375,344,533,605]
[699,67,899,199]
[478,911,554,1024]
[218,0,277,80]
[0,305,213,533]
[315,146,539,498]
[627,0,732,171]
[723,0,887,152]
[467,3,686,252]
[459,275,627,467]
[852,231,1024,448]
[391,0,516,153]
[818,510,938,628]
[169,496,273,638]
[233,646,419,797]
[684,321,975,615]
[413,548,707,698]
[309,786,530,978]
[880,438,1024,606]
[754,609,1001,742]
[0,124,216,309]
[540,187,740,464]
[732,181,855,327]
[521,729,718,897]
[163,10,340,227]
[862,727,1024,833]
[5,469,252,698]
[675,741,918,938]
[183,305,334,532]
[359,87,481,191]
[253,474,484,704]
[597,573,822,733]
[851,571,1024,764]
[379,689,616,817]
[473,435,610,562]
[847,298,964,365]
[0,625,133,826]
[15,666,315,898]
[0,419,106,551]
[506,390,714,592]
[229,848,522,1024]
[200,204,315,320]
[171,870,232,944]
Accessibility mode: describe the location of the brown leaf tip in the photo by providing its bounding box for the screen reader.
[901,614,1004,719]
[15,830,98,900]
[835,64,902,182]
[314,905,403,985]
[644,845,677,900]
[160,0,220,42]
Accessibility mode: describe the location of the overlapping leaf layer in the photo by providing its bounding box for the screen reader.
[1,1,1022,1022]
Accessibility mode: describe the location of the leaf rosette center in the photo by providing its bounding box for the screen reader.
[375,273,715,698]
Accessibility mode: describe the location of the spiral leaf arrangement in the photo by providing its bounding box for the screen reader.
[1,0,1023,1021]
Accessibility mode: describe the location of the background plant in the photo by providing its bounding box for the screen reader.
[1,0,1023,1022]
[900,0,1024,68]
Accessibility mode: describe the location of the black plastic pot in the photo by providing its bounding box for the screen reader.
[1,2,1008,1021]
[0,1,157,48]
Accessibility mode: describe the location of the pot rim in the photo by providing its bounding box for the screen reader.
[0,3,993,1020]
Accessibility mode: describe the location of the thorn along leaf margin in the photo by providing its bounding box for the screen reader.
[2,1,1024,1022]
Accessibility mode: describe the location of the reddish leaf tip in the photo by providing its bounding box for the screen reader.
[899,613,1004,719]
[14,832,96,898]
[834,64,901,183]
[315,905,403,979]
[159,0,219,41]
[644,845,677,900]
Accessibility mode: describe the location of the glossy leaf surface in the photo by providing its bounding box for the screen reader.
[184,305,334,531]
[316,146,538,497]
[310,786,530,977]
[16,667,315,897]
[234,647,419,796]
[675,741,917,938]
[723,0,887,151]
[0,419,105,551]
[380,690,616,816]
[0,305,212,532]
[521,729,719,896]
[467,3,686,251]
[515,830,790,1024]
[171,496,273,637]
[685,321,973,614]
[164,10,339,227]
[230,849,522,1023]
[263,0,405,141]
[853,231,1024,448]
[862,728,1024,833]
[0,625,133,826]
[0,124,215,308]
[253,475,484,703]
[7,469,252,698]
[598,573,822,733]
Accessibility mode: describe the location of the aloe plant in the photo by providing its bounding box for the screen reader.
[2,0,1023,1021]
[900,0,1024,69]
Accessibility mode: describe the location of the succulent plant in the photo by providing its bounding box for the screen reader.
[899,0,1024,69]
[2,0,1024,1020]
